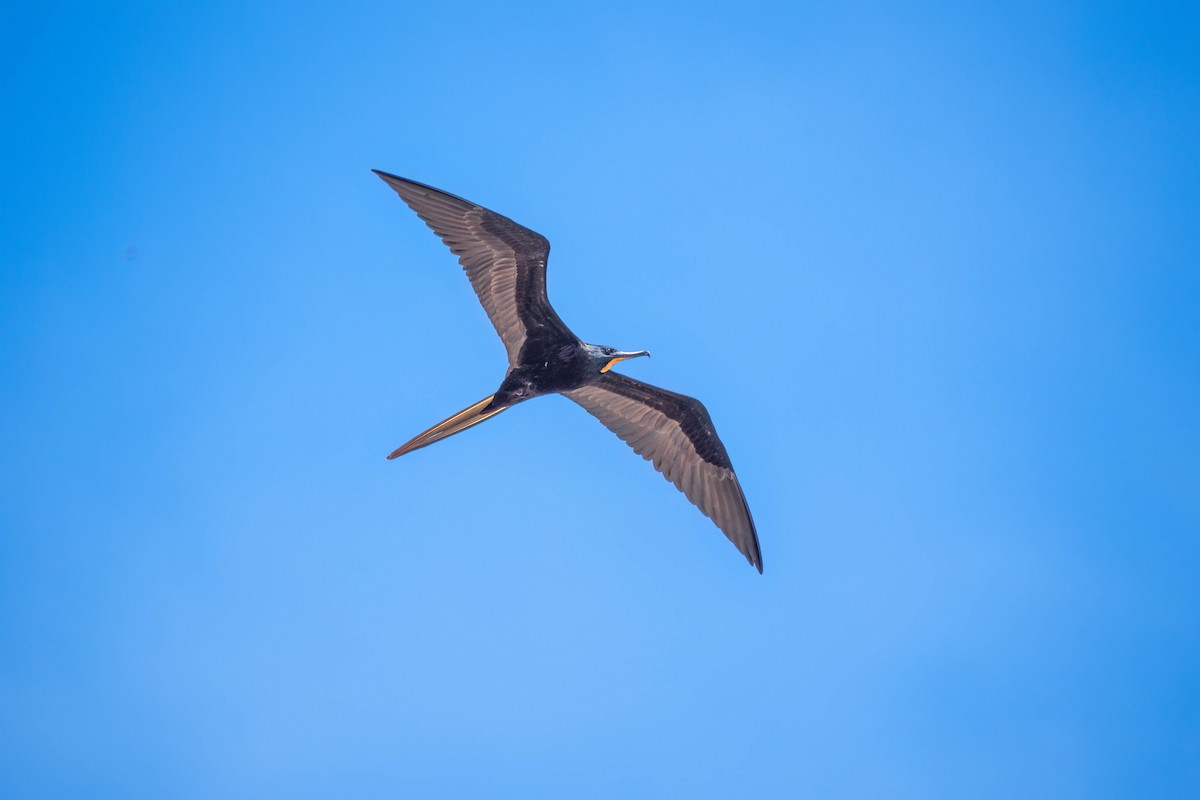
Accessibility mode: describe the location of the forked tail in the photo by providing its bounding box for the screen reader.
[387,395,508,459]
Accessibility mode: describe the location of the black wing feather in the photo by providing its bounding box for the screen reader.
[374,171,575,364]
[565,373,762,572]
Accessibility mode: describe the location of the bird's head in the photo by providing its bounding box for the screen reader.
[583,343,651,374]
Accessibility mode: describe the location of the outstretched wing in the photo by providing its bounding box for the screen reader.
[374,170,575,364]
[565,372,762,572]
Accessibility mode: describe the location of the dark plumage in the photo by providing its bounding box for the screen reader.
[375,170,762,572]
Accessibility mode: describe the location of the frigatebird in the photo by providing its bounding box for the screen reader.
[375,170,762,572]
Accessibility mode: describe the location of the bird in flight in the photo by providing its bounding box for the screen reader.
[375,171,762,572]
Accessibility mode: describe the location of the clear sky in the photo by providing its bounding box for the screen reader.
[2,1,1198,797]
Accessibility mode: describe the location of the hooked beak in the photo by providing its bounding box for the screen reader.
[601,350,651,373]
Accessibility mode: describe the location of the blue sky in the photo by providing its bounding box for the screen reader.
[2,1,1198,797]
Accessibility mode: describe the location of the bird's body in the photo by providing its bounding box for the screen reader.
[375,170,762,572]
[496,341,596,404]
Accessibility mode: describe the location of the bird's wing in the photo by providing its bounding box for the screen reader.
[374,170,574,365]
[564,372,762,572]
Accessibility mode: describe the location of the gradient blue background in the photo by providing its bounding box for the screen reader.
[3,1,1198,797]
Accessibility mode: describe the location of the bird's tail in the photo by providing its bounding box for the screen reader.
[387,395,508,459]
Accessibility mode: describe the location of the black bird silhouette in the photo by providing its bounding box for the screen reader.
[375,171,762,572]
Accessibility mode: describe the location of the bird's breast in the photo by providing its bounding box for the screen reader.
[511,340,589,390]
